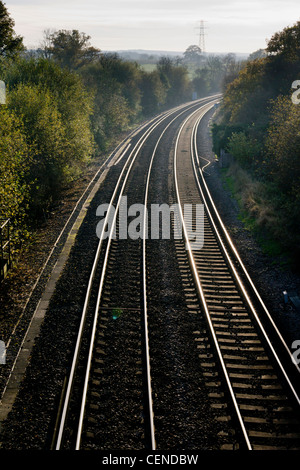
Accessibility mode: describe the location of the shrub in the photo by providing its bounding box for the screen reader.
[0,107,32,238]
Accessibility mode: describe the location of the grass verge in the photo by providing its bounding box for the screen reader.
[221,161,294,269]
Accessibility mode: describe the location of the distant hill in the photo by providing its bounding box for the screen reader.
[115,49,183,57]
[108,49,250,63]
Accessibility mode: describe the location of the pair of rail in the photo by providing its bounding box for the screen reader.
[54,95,300,450]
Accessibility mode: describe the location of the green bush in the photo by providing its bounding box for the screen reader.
[227,131,262,168]
[0,107,32,237]
[5,59,95,214]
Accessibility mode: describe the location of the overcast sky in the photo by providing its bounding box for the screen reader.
[6,0,300,54]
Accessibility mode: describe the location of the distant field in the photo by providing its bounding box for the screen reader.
[139,63,157,72]
[139,63,197,78]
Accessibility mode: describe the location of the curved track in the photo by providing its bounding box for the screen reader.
[174,105,300,450]
[51,96,300,451]
[54,97,219,450]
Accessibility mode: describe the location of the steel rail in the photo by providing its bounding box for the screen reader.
[55,107,177,450]
[192,113,300,401]
[74,99,217,449]
[193,115,300,379]
[174,103,300,450]
[173,102,253,450]
[141,97,220,450]
[74,118,165,450]
[56,97,217,450]
[1,116,160,403]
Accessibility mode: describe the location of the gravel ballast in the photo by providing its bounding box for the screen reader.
[0,108,299,450]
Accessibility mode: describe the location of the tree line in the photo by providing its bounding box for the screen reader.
[0,4,187,236]
[212,21,300,266]
[0,2,244,244]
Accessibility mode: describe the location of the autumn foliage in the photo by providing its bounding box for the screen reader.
[212,21,300,266]
[0,4,192,241]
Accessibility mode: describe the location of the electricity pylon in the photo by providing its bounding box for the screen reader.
[195,20,207,53]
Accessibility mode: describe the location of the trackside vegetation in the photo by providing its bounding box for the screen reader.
[1,3,299,272]
[212,21,300,269]
[0,2,240,245]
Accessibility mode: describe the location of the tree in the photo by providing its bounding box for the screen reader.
[5,58,95,212]
[97,54,141,113]
[265,95,300,194]
[267,21,300,62]
[222,58,271,125]
[38,28,56,59]
[139,70,166,115]
[227,131,262,168]
[4,57,95,164]
[183,45,203,66]
[211,22,300,266]
[8,83,69,209]
[44,29,101,70]
[157,56,190,106]
[192,68,209,97]
[265,21,300,96]
[80,53,141,149]
[248,49,267,61]
[0,1,24,59]
[205,55,225,92]
[0,107,32,227]
[157,56,173,80]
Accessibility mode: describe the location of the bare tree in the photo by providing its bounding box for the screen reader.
[38,29,56,59]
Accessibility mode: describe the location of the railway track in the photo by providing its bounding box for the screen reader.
[53,97,220,450]
[173,105,300,450]
[46,95,300,451]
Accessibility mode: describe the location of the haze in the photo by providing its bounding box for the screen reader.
[6,0,300,54]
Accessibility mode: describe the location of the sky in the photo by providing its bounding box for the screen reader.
[6,0,300,55]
